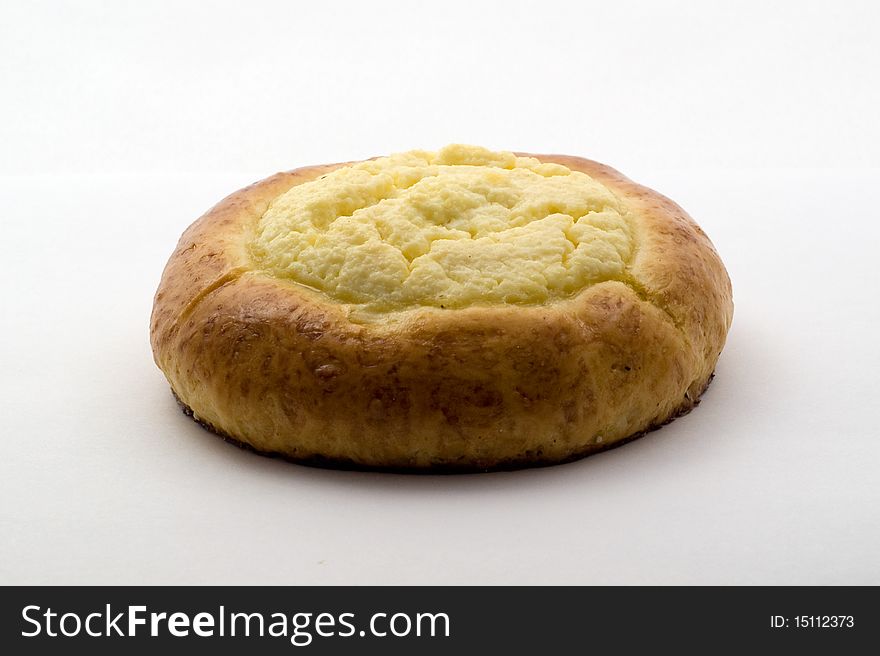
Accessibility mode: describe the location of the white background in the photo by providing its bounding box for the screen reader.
[1,0,878,584]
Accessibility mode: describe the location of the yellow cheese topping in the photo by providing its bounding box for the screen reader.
[251,144,633,310]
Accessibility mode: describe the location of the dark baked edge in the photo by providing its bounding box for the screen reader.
[170,374,714,475]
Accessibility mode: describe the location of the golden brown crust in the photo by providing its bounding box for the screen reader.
[150,154,733,470]
[173,374,714,473]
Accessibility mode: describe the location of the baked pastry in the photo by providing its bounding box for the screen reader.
[151,145,732,471]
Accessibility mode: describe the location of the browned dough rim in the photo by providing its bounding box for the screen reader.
[173,374,714,474]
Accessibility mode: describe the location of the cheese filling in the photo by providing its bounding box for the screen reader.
[252,144,633,310]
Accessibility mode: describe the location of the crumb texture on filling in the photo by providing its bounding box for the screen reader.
[251,144,634,310]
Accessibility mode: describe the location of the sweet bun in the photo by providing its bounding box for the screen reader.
[150,145,733,471]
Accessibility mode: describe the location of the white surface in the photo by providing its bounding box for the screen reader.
[1,1,879,585]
